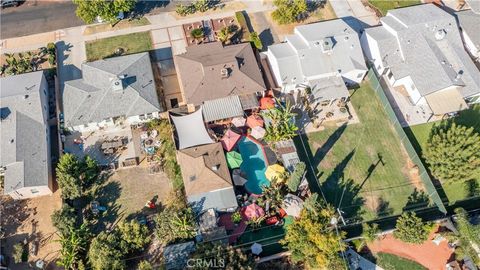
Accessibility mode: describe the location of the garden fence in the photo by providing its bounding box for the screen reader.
[366,69,447,214]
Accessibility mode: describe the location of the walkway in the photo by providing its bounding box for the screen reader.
[330,0,379,30]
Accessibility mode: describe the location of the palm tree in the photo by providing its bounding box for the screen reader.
[56,223,89,270]
[262,99,298,142]
[353,223,380,252]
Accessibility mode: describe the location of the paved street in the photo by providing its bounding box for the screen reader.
[0,1,84,39]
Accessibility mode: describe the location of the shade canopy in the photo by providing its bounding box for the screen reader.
[170,108,214,150]
[250,126,266,140]
[282,194,304,218]
[265,164,286,182]
[251,243,263,255]
[232,116,246,127]
[259,97,275,110]
[220,129,241,151]
[243,203,265,220]
[246,114,264,128]
[226,151,243,169]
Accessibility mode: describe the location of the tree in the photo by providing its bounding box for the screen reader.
[51,204,77,236]
[117,220,150,252]
[155,206,196,245]
[191,28,205,41]
[194,0,210,12]
[394,212,433,244]
[280,195,346,269]
[190,243,254,270]
[218,26,234,44]
[73,0,135,24]
[12,242,24,263]
[262,100,299,142]
[271,0,307,25]
[287,162,306,192]
[56,154,99,200]
[137,260,153,270]
[423,123,480,183]
[249,31,263,50]
[88,232,126,270]
[56,223,90,270]
[353,223,380,252]
[448,208,480,265]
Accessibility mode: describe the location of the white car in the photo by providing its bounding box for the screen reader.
[95,11,125,23]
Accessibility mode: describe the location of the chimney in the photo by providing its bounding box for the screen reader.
[455,70,463,81]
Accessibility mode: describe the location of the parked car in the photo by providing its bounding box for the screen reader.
[1,0,19,8]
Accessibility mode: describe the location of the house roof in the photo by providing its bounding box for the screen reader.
[63,53,162,127]
[455,10,480,51]
[174,42,266,105]
[0,71,50,193]
[164,241,195,270]
[425,87,468,114]
[267,19,367,86]
[170,108,214,150]
[365,4,480,98]
[465,0,480,14]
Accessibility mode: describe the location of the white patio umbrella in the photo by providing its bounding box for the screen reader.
[251,243,263,255]
[250,126,266,140]
[232,116,246,127]
[282,194,304,218]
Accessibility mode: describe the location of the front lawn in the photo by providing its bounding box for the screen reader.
[404,104,480,203]
[376,252,427,270]
[296,81,420,222]
[368,0,421,16]
[85,31,153,61]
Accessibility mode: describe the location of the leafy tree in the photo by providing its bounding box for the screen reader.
[287,162,306,192]
[12,242,24,263]
[259,182,285,214]
[117,220,150,252]
[137,260,153,270]
[262,100,298,142]
[424,123,480,183]
[353,223,380,252]
[56,223,90,270]
[280,195,346,269]
[155,206,196,245]
[190,243,254,270]
[73,0,135,24]
[446,208,480,265]
[271,0,307,24]
[249,31,263,50]
[88,232,126,270]
[51,204,77,236]
[194,0,210,12]
[56,154,99,200]
[394,212,433,244]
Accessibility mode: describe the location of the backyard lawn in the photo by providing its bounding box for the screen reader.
[368,0,421,15]
[404,104,480,203]
[85,31,153,61]
[295,81,422,222]
[376,252,427,270]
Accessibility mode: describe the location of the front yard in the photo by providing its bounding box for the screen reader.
[404,104,480,203]
[296,81,423,222]
[85,31,153,61]
[368,0,421,16]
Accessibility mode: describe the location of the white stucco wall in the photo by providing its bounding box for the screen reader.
[393,76,422,104]
[69,112,161,132]
[342,69,367,86]
[8,185,53,200]
[265,50,285,89]
[361,32,386,74]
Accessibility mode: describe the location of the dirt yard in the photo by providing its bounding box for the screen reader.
[1,191,62,269]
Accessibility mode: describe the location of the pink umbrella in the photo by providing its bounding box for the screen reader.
[246,115,264,128]
[243,203,265,220]
[220,129,241,151]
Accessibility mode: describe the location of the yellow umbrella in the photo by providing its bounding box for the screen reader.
[265,164,286,182]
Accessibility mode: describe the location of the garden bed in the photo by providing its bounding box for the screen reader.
[85,31,153,61]
[367,0,421,16]
[376,252,427,270]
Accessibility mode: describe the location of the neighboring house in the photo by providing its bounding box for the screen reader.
[174,42,266,122]
[176,142,238,214]
[361,4,480,120]
[465,0,480,14]
[63,53,163,132]
[456,10,480,60]
[0,71,53,199]
[266,19,367,104]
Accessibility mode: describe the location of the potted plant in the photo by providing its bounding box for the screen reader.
[231,211,242,224]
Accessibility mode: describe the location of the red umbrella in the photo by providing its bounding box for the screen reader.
[220,129,241,151]
[259,97,275,110]
[243,203,265,220]
[246,115,264,128]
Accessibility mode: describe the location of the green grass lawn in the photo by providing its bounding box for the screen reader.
[368,0,421,16]
[376,252,427,270]
[296,82,419,222]
[404,104,480,203]
[85,31,153,61]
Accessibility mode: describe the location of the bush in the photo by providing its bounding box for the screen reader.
[287,162,306,192]
[138,261,153,270]
[249,31,263,50]
[191,28,204,39]
[235,11,250,34]
[271,0,308,24]
[394,212,433,244]
[51,204,77,235]
[231,211,242,224]
[13,243,24,263]
[155,207,196,245]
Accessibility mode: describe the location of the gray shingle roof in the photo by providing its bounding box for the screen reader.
[63,53,163,127]
[365,4,480,98]
[267,19,367,86]
[0,71,50,193]
[455,10,480,51]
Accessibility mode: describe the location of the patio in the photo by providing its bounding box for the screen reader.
[64,125,143,168]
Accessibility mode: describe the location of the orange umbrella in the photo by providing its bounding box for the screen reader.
[259,97,275,110]
[246,115,264,128]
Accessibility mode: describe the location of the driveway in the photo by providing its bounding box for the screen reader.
[330,0,379,31]
[249,11,280,50]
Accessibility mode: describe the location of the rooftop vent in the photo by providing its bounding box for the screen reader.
[211,165,219,171]
[435,29,446,40]
[455,70,464,81]
[221,68,230,78]
[24,95,29,99]
[321,37,334,52]
[0,107,11,121]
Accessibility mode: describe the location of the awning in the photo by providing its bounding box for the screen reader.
[425,88,468,115]
[309,76,349,101]
[239,93,259,110]
[170,108,214,150]
[202,95,244,122]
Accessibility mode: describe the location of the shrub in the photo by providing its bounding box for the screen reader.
[271,0,308,24]
[394,212,433,244]
[13,243,24,263]
[51,204,77,235]
[235,11,250,34]
[231,211,242,224]
[287,162,306,192]
[249,31,263,50]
